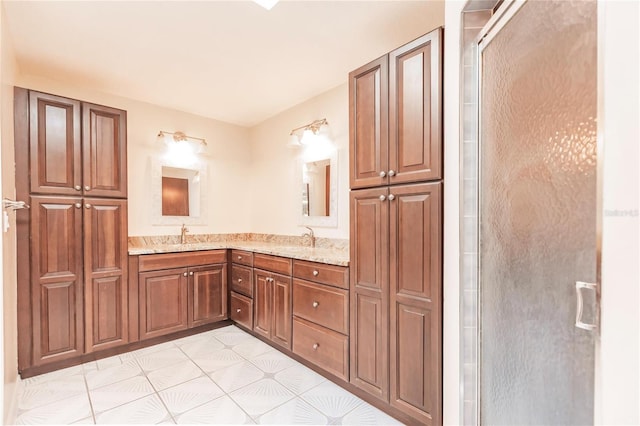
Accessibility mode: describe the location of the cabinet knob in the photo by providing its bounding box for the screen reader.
[236,308,241,313]
[379,171,386,178]
[379,195,386,201]
[75,203,81,209]
[388,194,395,201]
[388,170,396,177]
[312,343,319,350]
[85,204,91,209]
[312,301,319,308]
[312,270,319,276]
[189,271,194,276]
[74,185,81,191]
[238,256,242,260]
[183,272,188,277]
[238,278,242,283]
[84,186,91,191]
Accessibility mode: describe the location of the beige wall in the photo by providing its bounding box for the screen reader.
[1,0,18,420]
[15,73,254,237]
[248,84,349,239]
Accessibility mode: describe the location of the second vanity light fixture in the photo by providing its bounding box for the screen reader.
[158,130,207,153]
[287,118,330,148]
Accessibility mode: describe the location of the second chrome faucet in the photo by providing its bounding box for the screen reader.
[180,223,189,244]
[302,226,315,248]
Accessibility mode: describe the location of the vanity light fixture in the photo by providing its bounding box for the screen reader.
[287,118,330,148]
[157,130,207,153]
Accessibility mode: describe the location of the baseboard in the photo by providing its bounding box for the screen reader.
[4,375,22,425]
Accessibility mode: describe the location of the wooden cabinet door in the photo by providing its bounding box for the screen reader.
[271,273,292,350]
[253,269,272,340]
[389,183,442,425]
[29,196,84,366]
[389,28,443,184]
[83,199,128,352]
[349,56,389,189]
[82,103,127,198]
[189,264,227,327]
[139,268,188,340]
[350,187,390,401]
[29,92,82,196]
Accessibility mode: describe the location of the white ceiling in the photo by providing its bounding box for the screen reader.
[3,0,444,127]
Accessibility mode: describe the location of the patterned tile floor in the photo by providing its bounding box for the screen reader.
[12,325,403,425]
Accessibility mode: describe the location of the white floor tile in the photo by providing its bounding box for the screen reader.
[18,374,86,410]
[249,350,297,373]
[85,360,144,390]
[228,378,295,417]
[274,364,327,395]
[177,336,225,359]
[21,365,83,387]
[147,359,204,391]
[159,376,225,415]
[131,341,177,357]
[95,394,172,424]
[341,402,404,425]
[89,376,155,413]
[214,328,254,346]
[209,360,266,393]
[15,393,92,425]
[95,355,124,370]
[257,397,328,425]
[135,347,190,372]
[231,338,275,359]
[191,348,245,373]
[175,395,253,424]
[300,380,365,418]
[71,416,96,424]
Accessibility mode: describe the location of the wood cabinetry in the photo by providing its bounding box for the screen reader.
[349,26,443,426]
[349,28,442,189]
[137,250,228,340]
[16,88,129,373]
[253,254,292,350]
[230,250,254,330]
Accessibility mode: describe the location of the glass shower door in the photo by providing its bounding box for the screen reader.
[478,0,598,424]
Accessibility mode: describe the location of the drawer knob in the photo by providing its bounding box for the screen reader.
[236,308,241,313]
[238,256,242,260]
[312,270,319,276]
[183,272,188,277]
[238,278,242,283]
[312,343,319,350]
[189,271,194,276]
[312,301,319,308]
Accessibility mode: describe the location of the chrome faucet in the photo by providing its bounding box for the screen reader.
[302,226,315,248]
[180,223,189,244]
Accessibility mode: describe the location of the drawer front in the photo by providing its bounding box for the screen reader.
[231,264,253,297]
[230,291,253,330]
[139,250,227,272]
[293,279,348,334]
[254,253,292,276]
[231,249,253,267]
[293,318,348,381]
[293,260,349,289]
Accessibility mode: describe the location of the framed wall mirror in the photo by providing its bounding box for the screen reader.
[300,151,338,227]
[151,159,207,226]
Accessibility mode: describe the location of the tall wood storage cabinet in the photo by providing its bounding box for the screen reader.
[15,88,128,374]
[349,27,443,426]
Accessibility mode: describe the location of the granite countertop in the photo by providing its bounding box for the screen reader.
[128,241,349,267]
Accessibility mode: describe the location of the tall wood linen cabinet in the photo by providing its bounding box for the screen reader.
[349,28,443,425]
[15,88,128,375]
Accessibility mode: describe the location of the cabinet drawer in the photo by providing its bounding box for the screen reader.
[254,253,292,276]
[230,291,253,330]
[231,250,253,267]
[293,279,348,334]
[139,250,227,272]
[293,260,349,289]
[231,265,253,297]
[293,318,348,381]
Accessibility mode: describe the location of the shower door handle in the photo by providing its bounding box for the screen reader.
[575,281,597,331]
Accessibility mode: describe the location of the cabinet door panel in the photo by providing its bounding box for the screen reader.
[30,196,84,365]
[253,269,271,339]
[189,264,227,327]
[84,199,128,351]
[271,273,291,350]
[389,182,442,425]
[139,268,188,340]
[82,103,127,198]
[389,28,443,183]
[349,56,389,189]
[29,92,81,195]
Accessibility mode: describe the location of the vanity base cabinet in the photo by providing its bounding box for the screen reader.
[189,264,227,327]
[139,268,189,340]
[253,268,292,350]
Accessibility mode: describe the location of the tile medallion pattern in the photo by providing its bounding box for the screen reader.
[12,326,402,425]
